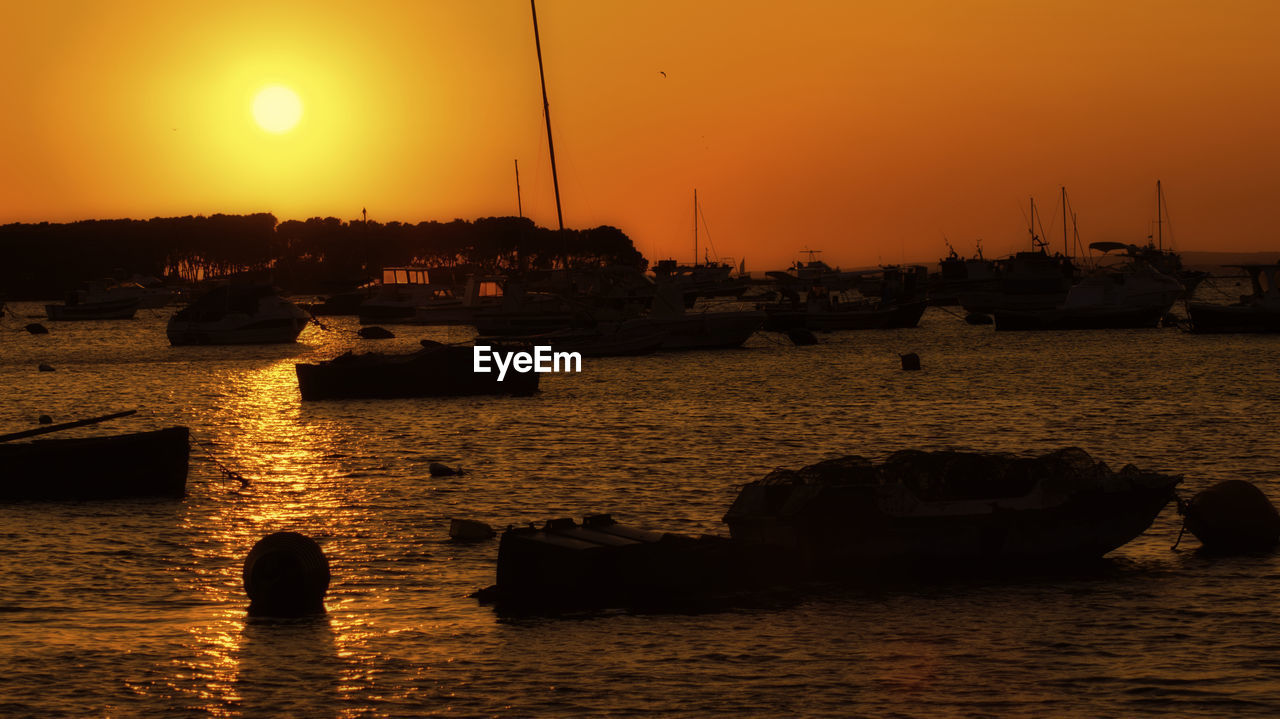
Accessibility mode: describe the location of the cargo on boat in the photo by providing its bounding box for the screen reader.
[723,447,1180,570]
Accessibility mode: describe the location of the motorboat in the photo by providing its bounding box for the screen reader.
[295,340,540,400]
[167,283,310,345]
[1187,263,1280,333]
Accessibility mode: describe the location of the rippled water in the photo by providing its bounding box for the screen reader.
[2,299,1280,717]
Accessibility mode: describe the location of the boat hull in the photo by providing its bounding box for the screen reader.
[0,427,190,501]
[167,316,308,345]
[762,300,927,332]
[45,298,139,320]
[1187,302,1280,334]
[295,345,540,400]
[993,304,1170,331]
[625,311,763,350]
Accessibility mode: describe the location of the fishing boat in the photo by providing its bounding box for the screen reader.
[760,266,929,331]
[295,340,540,400]
[0,414,189,501]
[723,447,1179,570]
[479,323,667,357]
[167,283,310,346]
[1187,263,1280,333]
[45,280,141,320]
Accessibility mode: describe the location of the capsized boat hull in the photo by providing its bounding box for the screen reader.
[723,448,1180,571]
[0,427,190,501]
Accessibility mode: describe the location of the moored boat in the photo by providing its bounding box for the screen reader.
[295,341,540,400]
[0,426,190,501]
[1187,263,1280,333]
[167,283,310,345]
[723,447,1179,570]
[45,280,141,320]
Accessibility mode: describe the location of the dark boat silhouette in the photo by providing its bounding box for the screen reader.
[295,341,540,400]
[0,424,189,501]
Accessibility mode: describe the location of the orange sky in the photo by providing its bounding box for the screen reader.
[3,0,1279,271]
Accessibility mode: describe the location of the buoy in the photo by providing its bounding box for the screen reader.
[1184,480,1280,553]
[37,415,52,424]
[38,363,55,372]
[429,462,464,477]
[449,518,496,541]
[900,353,921,371]
[25,323,48,335]
[243,532,330,617]
[358,326,395,340]
[786,327,818,346]
[964,313,993,325]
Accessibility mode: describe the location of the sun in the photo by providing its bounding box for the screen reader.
[251,85,303,134]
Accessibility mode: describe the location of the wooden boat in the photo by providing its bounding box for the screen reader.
[295,341,540,400]
[1187,263,1280,333]
[476,514,795,608]
[0,425,189,501]
[723,448,1179,570]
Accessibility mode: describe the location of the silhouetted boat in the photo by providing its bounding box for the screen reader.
[993,264,1183,330]
[295,341,540,400]
[480,323,667,357]
[167,283,310,345]
[45,280,140,320]
[0,426,190,501]
[1187,263,1280,333]
[723,448,1179,569]
[761,266,929,331]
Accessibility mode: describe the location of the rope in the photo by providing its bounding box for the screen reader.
[1171,491,1187,550]
[191,437,250,488]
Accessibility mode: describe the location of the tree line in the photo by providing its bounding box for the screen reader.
[0,214,647,299]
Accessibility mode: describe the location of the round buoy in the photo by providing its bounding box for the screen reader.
[243,532,330,617]
[37,363,55,372]
[358,326,395,340]
[1184,480,1280,553]
[25,323,49,335]
[449,518,496,541]
[786,328,818,346]
[900,353,921,371]
[37,415,52,424]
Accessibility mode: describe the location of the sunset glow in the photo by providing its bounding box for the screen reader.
[2,1,1279,268]
[252,85,303,134]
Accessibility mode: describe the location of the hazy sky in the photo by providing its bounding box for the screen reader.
[3,0,1278,270]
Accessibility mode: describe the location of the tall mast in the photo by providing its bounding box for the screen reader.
[693,188,698,267]
[530,0,564,234]
[1061,186,1068,257]
[1156,179,1163,250]
[514,159,523,218]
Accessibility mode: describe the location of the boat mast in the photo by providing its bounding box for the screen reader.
[1156,179,1163,250]
[530,0,564,234]
[693,188,698,267]
[514,159,523,218]
[1061,186,1068,258]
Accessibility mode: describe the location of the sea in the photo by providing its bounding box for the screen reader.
[2,294,1279,718]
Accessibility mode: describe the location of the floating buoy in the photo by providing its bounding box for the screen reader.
[25,323,48,335]
[37,363,55,372]
[37,415,52,424]
[964,313,993,325]
[1184,480,1280,553]
[429,462,464,477]
[900,353,921,371]
[243,532,330,617]
[786,328,818,346]
[449,518,496,541]
[358,326,395,339]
